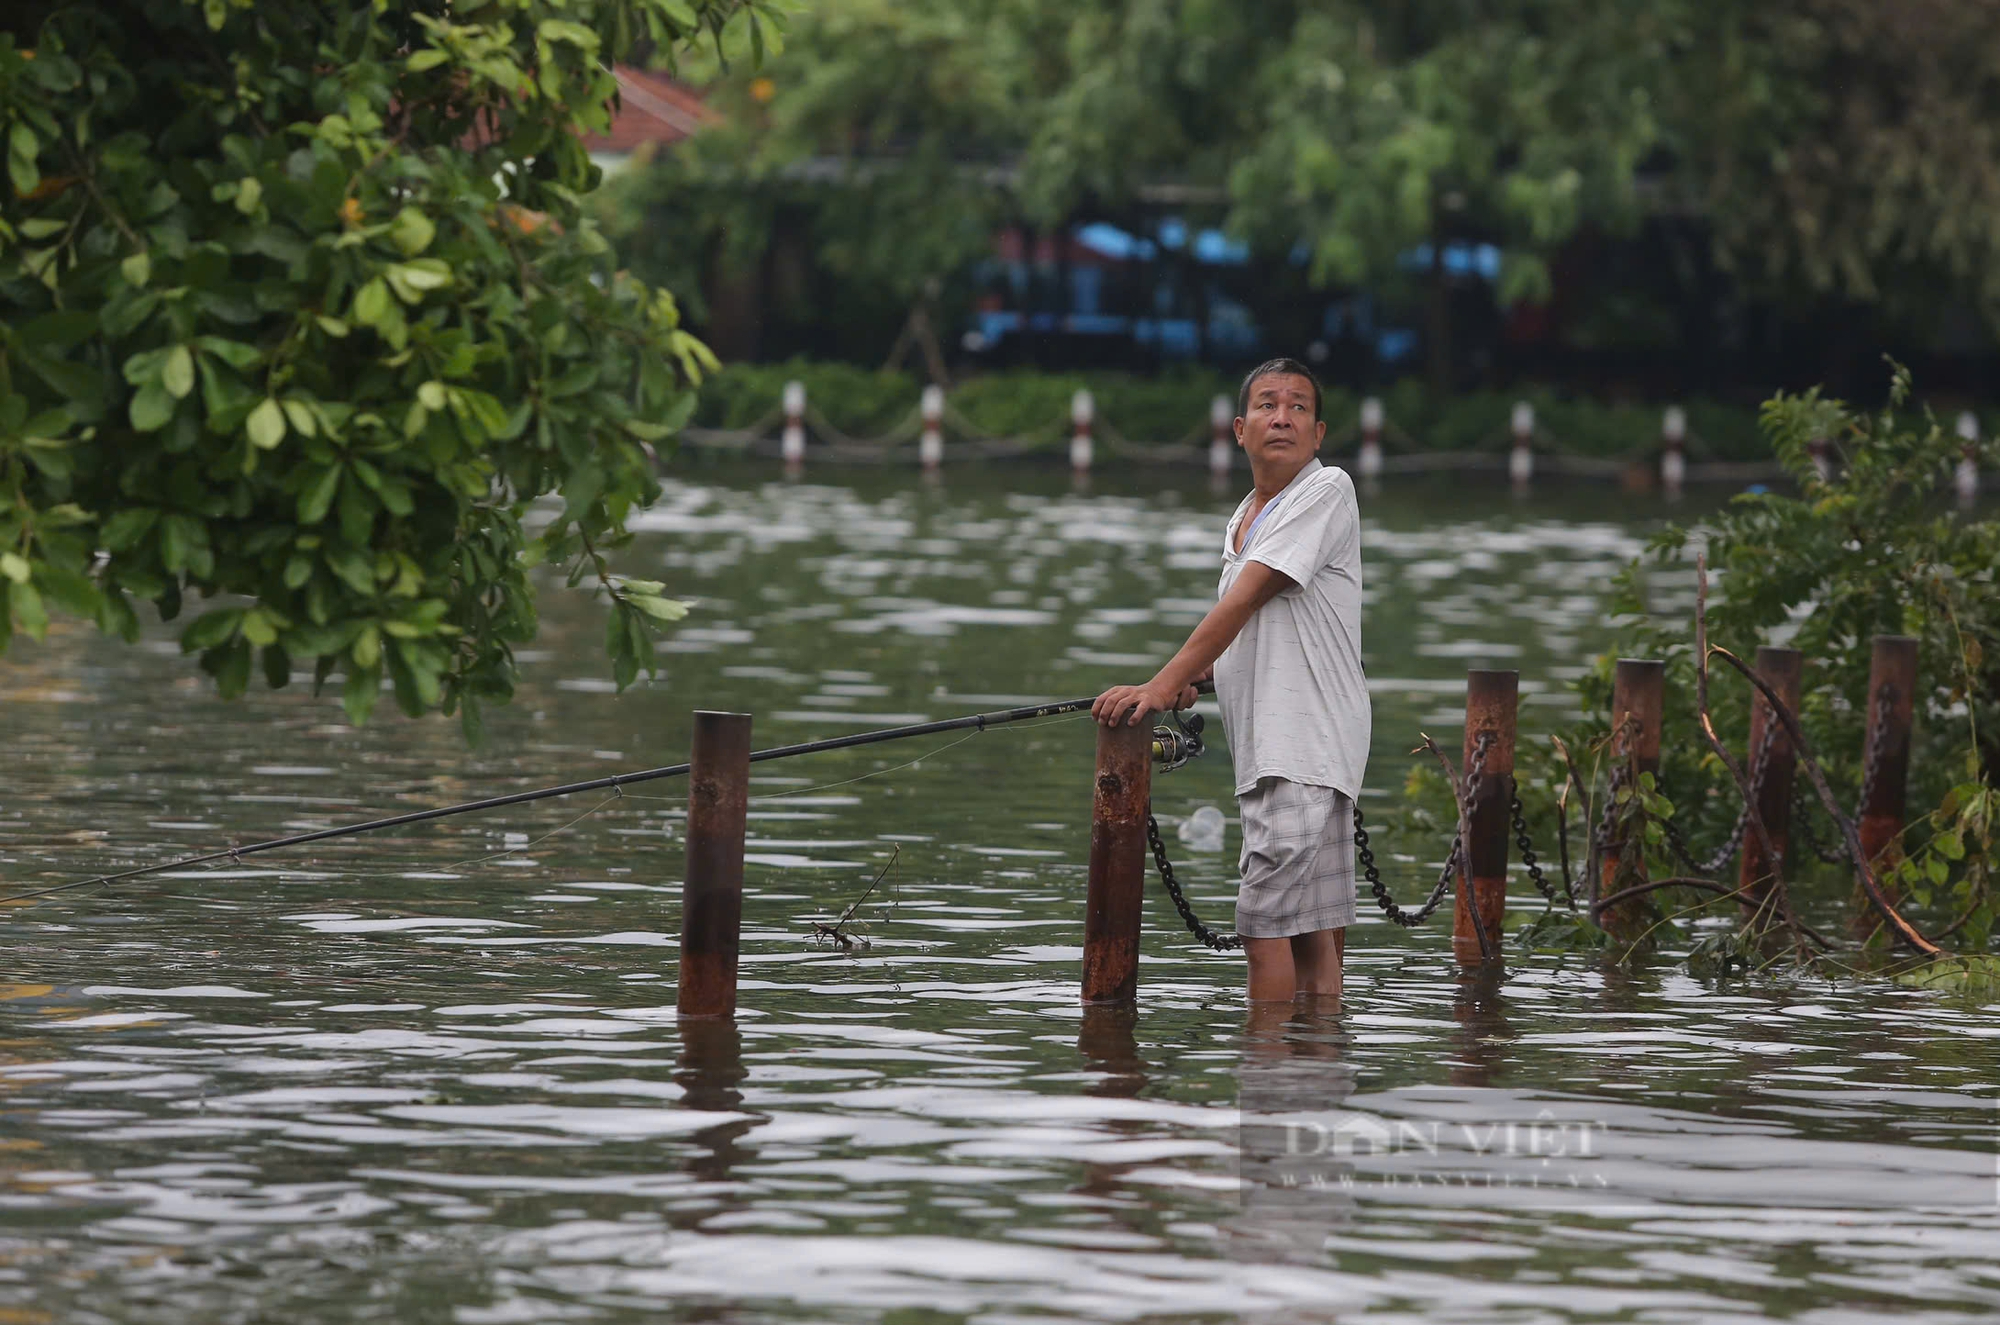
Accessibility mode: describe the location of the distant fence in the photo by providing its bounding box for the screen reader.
[681,382,1977,493]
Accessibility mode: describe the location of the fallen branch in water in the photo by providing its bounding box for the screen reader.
[1694,555,1810,958]
[1701,644,1940,956]
[809,845,900,954]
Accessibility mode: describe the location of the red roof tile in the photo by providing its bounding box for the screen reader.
[583,66,718,153]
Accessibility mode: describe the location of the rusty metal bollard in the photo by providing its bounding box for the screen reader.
[1082,717,1152,1004]
[1738,646,1803,919]
[1596,659,1664,936]
[678,710,752,1020]
[1453,670,1518,966]
[1857,636,1918,916]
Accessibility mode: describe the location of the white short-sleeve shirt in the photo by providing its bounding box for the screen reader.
[1213,458,1371,799]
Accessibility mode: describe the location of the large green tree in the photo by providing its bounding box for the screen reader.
[605,0,2000,382]
[0,0,777,737]
[1662,0,2000,328]
[602,0,1665,383]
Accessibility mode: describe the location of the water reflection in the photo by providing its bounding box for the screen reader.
[1230,1002,1357,1264]
[1449,966,1515,1087]
[677,1020,758,1191]
[2,465,1996,1322]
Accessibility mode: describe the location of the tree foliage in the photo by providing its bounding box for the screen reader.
[0,0,777,736]
[1587,367,2000,950]
[1666,0,2000,318]
[601,0,2000,364]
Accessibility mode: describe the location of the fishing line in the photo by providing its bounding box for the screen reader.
[2,691,1190,907]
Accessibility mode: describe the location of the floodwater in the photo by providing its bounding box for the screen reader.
[2,462,1994,1323]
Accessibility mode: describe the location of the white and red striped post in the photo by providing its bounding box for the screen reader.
[1207,394,1232,481]
[1660,405,1687,498]
[920,384,945,471]
[1069,388,1094,476]
[1508,400,1535,490]
[1358,396,1384,481]
[781,379,806,470]
[1956,411,1980,506]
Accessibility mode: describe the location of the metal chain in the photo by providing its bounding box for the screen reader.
[1780,685,1897,866]
[1146,809,1242,950]
[1854,685,1894,823]
[1147,731,1501,944]
[1511,793,1575,910]
[1660,717,1781,877]
[1363,732,1492,926]
[1593,763,1630,858]
[1791,780,1849,863]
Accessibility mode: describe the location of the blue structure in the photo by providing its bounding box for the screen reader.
[963,218,1499,370]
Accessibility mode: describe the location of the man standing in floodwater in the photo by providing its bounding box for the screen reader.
[1092,358,1370,1002]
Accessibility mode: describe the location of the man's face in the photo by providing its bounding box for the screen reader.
[1234,373,1325,467]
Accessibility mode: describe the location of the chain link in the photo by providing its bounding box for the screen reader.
[1659,717,1781,876]
[1146,808,1243,950]
[1362,732,1492,926]
[1780,685,1896,866]
[1512,793,1575,910]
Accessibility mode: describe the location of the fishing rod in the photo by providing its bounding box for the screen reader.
[0,681,1215,906]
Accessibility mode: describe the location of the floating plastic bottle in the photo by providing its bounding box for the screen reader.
[1178,804,1226,852]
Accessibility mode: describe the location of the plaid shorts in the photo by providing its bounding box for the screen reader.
[1234,777,1357,939]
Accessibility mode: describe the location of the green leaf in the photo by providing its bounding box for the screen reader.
[627,592,691,624]
[162,345,195,399]
[352,277,391,326]
[384,260,452,303]
[0,553,29,584]
[234,175,262,214]
[459,694,487,747]
[182,608,244,651]
[120,251,151,287]
[262,644,291,690]
[34,564,101,618]
[241,609,278,647]
[297,464,342,524]
[195,336,262,369]
[129,381,175,432]
[9,122,40,198]
[100,507,158,552]
[208,638,252,698]
[389,207,436,256]
[281,398,318,437]
[343,660,382,726]
[11,581,47,641]
[418,380,447,411]
[246,397,287,449]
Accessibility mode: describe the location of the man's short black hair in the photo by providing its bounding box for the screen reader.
[1236,358,1322,421]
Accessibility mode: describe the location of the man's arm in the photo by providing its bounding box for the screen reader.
[1090,560,1295,726]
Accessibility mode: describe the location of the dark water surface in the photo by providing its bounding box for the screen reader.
[2,462,1994,1322]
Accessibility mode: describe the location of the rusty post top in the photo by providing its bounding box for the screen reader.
[1611,658,1665,766]
[1462,669,1519,769]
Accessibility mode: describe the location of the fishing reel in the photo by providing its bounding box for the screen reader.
[1151,707,1205,773]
